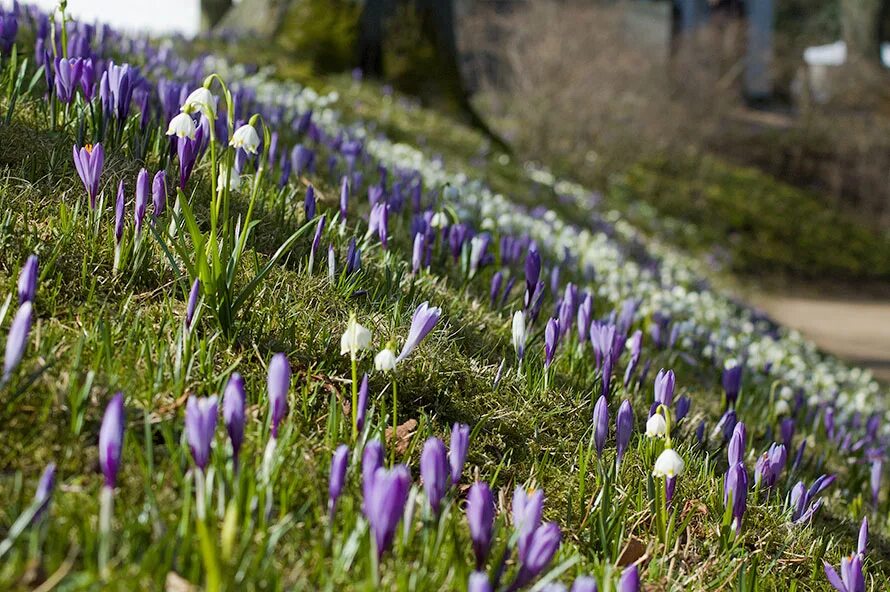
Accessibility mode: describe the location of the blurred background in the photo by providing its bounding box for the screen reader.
[29,0,890,375]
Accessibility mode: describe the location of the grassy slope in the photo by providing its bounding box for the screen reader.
[0,45,885,592]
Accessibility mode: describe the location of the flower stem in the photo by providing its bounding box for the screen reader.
[391,376,398,464]
[98,485,113,576]
[351,354,358,441]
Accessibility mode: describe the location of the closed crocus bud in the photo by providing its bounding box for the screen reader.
[466,482,494,568]
[17,255,38,304]
[593,395,609,456]
[396,302,442,363]
[267,353,290,438]
[675,395,691,422]
[99,392,125,489]
[152,170,167,218]
[468,572,492,592]
[571,576,599,592]
[576,293,592,344]
[166,112,196,139]
[3,301,32,382]
[339,176,349,219]
[33,462,57,521]
[653,448,685,478]
[412,233,425,275]
[858,516,868,557]
[230,124,260,154]
[727,422,747,465]
[616,399,634,466]
[114,180,125,245]
[328,444,349,519]
[135,168,149,235]
[723,462,748,533]
[421,437,449,515]
[514,522,561,588]
[356,373,370,432]
[513,487,544,559]
[186,395,218,472]
[544,318,559,369]
[340,314,372,357]
[646,413,667,438]
[618,565,640,592]
[654,369,675,408]
[362,439,385,513]
[722,364,743,407]
[367,465,411,557]
[185,278,200,328]
[449,422,470,485]
[512,310,527,361]
[304,184,316,219]
[223,373,246,466]
[374,347,396,372]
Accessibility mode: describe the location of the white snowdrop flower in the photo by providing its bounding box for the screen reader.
[653,448,685,478]
[511,311,527,361]
[374,348,397,372]
[646,414,667,438]
[217,168,242,194]
[230,124,260,154]
[430,212,448,228]
[181,87,217,119]
[340,315,371,356]
[774,399,790,416]
[166,112,196,139]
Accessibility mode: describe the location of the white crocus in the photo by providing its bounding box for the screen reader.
[181,87,217,119]
[230,124,260,154]
[646,413,667,438]
[374,348,397,372]
[166,112,196,139]
[340,315,371,356]
[652,448,685,478]
[511,310,527,360]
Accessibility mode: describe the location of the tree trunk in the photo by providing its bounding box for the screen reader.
[201,0,233,31]
[841,0,882,65]
[358,0,387,77]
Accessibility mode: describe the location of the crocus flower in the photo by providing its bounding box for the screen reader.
[618,565,640,592]
[870,457,882,507]
[99,392,125,489]
[780,418,795,449]
[753,443,786,489]
[54,57,83,103]
[727,422,746,465]
[412,233,425,274]
[577,293,592,344]
[80,59,95,101]
[824,553,865,592]
[328,444,349,520]
[653,448,685,478]
[266,353,291,438]
[3,301,32,382]
[152,170,167,218]
[544,318,559,369]
[73,143,104,209]
[469,572,493,592]
[512,522,561,590]
[524,248,541,309]
[134,168,149,235]
[675,395,691,422]
[304,184,316,219]
[421,437,449,514]
[339,176,349,220]
[223,373,246,467]
[467,481,494,568]
[356,373,369,432]
[33,462,56,521]
[654,369,675,408]
[593,395,608,456]
[105,62,134,120]
[858,516,868,557]
[616,399,634,466]
[185,278,200,329]
[366,465,411,557]
[177,135,198,189]
[0,12,17,54]
[512,310,527,362]
[114,180,125,247]
[362,439,385,514]
[571,576,599,592]
[623,330,642,387]
[513,487,544,559]
[230,124,260,154]
[311,215,326,265]
[722,364,743,407]
[340,314,371,357]
[17,254,37,304]
[185,395,218,472]
[395,302,441,363]
[449,422,470,485]
[724,462,748,533]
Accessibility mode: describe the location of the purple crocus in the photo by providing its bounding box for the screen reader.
[152,170,167,218]
[616,399,633,466]
[469,572,492,592]
[754,443,786,489]
[98,392,125,489]
[395,301,442,363]
[544,318,560,370]
[304,184,316,219]
[362,439,385,514]
[185,278,200,329]
[177,135,198,189]
[114,180,125,246]
[722,364,743,408]
[3,301,32,382]
[824,553,865,592]
[33,462,56,522]
[17,254,37,305]
[654,369,675,408]
[593,395,608,456]
[513,487,544,559]
[466,481,494,568]
[571,576,599,592]
[413,233,425,275]
[328,444,349,520]
[450,422,470,486]
[366,464,411,557]
[267,353,290,438]
[339,176,349,220]
[421,437,449,515]
[524,248,541,309]
[727,422,747,465]
[223,373,246,467]
[185,395,218,472]
[73,143,104,209]
[724,462,748,532]
[511,522,561,590]
[311,214,326,265]
[356,373,369,432]
[0,12,17,54]
[80,58,95,101]
[54,57,83,103]
[134,168,149,235]
[577,293,592,345]
[618,565,640,592]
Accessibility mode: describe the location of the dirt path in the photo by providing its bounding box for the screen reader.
[751,295,890,381]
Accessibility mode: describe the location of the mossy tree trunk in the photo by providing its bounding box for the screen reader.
[841,0,883,65]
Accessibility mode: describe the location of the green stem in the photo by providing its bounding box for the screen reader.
[391,376,398,463]
[98,485,113,576]
[351,354,358,441]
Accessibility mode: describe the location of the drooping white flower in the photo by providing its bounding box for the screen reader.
[430,212,448,228]
[217,168,242,194]
[230,124,260,154]
[511,310,527,361]
[374,348,397,372]
[166,112,196,139]
[646,413,667,438]
[181,87,216,119]
[340,315,371,356]
[653,448,685,478]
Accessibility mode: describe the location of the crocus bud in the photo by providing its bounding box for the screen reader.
[675,395,691,422]
[3,301,32,381]
[17,255,38,304]
[468,572,492,592]
[328,444,349,520]
[396,302,441,363]
[412,233,424,274]
[544,318,559,369]
[114,180,125,245]
[513,487,544,559]
[311,215,326,262]
[304,184,316,219]
[186,395,218,472]
[362,439,384,514]
[514,522,561,589]
[723,462,748,533]
[223,373,246,466]
[654,369,675,408]
[512,310,527,361]
[466,481,494,568]
[653,448,685,478]
[356,373,369,432]
[135,168,149,235]
[618,565,640,592]
[152,170,167,218]
[571,576,599,592]
[99,392,125,489]
[33,462,57,521]
[339,176,349,220]
[267,353,290,438]
[449,422,470,486]
[524,248,541,308]
[722,364,743,407]
[727,422,746,465]
[616,399,634,466]
[593,395,608,456]
[185,278,200,328]
[858,516,868,557]
[421,437,448,515]
[576,293,592,344]
[367,465,411,557]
